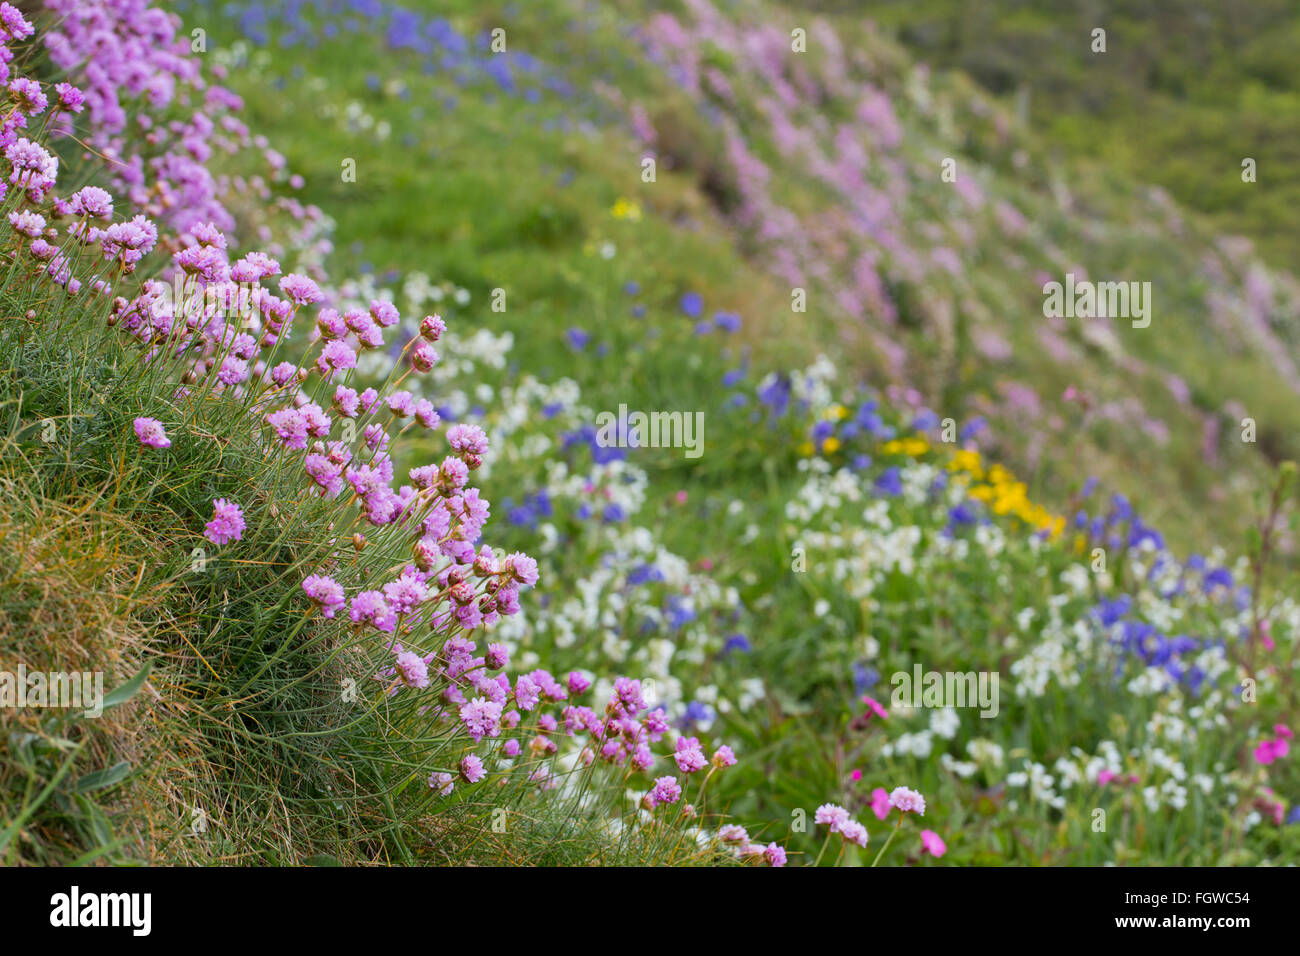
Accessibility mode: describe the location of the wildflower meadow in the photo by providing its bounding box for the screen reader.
[0,0,1296,923]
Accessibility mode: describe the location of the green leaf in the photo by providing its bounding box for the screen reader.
[304,854,342,867]
[76,761,131,793]
[101,661,152,711]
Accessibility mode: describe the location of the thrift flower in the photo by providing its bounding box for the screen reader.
[133,417,170,449]
[889,786,926,815]
[204,499,245,546]
[302,574,345,618]
[460,754,485,784]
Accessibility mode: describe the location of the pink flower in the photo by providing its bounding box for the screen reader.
[763,842,787,867]
[460,754,485,784]
[888,786,926,815]
[302,574,345,617]
[674,736,708,774]
[839,820,869,847]
[649,775,682,807]
[815,803,850,831]
[920,829,947,858]
[133,416,170,449]
[862,695,888,720]
[393,650,429,689]
[279,273,322,306]
[203,498,245,546]
[711,744,737,769]
[870,787,891,820]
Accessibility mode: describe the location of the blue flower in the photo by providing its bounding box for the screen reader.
[713,311,742,332]
[874,467,903,496]
[679,291,703,318]
[722,633,752,654]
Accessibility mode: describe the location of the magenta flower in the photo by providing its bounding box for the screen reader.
[428,772,454,796]
[870,787,892,820]
[920,830,947,858]
[203,498,245,546]
[763,843,787,867]
[133,416,170,449]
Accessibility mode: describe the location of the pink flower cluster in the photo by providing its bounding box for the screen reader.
[1254,724,1294,766]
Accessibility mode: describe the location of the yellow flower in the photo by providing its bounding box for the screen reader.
[611,198,642,222]
[825,404,849,421]
[948,449,984,478]
[798,441,814,457]
[823,436,841,454]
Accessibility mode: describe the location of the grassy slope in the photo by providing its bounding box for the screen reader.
[201,0,1300,556]
[168,0,1300,865]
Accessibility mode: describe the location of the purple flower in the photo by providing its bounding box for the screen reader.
[673,736,708,774]
[133,417,170,449]
[460,754,485,783]
[679,291,703,318]
[68,186,113,220]
[567,671,591,696]
[203,499,245,546]
[649,775,681,806]
[763,843,787,867]
[446,423,489,458]
[459,697,503,741]
[393,649,430,689]
[349,590,393,630]
[53,82,84,113]
[302,574,345,617]
[8,77,46,115]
